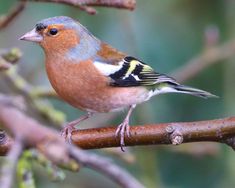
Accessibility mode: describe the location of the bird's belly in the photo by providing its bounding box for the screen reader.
[46,59,149,112]
[78,87,149,112]
[56,84,148,113]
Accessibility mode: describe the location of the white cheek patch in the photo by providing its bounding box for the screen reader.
[93,61,123,76]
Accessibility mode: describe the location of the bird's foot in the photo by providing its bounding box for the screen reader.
[115,119,131,152]
[61,112,94,144]
[61,123,76,144]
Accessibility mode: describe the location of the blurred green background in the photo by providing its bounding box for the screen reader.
[1,0,235,187]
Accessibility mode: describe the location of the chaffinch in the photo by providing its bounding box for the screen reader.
[20,16,217,150]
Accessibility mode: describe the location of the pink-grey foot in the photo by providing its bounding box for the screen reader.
[61,112,93,143]
[115,105,136,151]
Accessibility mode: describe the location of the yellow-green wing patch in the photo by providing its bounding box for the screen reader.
[109,56,179,87]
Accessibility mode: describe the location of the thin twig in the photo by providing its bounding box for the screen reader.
[30,88,58,98]
[1,54,65,126]
[76,0,135,8]
[0,98,144,188]
[0,138,23,188]
[28,0,136,14]
[68,144,144,188]
[0,59,12,71]
[171,39,235,83]
[0,0,135,30]
[0,2,26,30]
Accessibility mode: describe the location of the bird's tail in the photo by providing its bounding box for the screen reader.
[170,84,218,99]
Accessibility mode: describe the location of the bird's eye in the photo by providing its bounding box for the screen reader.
[49,28,58,35]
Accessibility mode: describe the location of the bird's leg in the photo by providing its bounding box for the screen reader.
[61,112,94,142]
[115,105,136,151]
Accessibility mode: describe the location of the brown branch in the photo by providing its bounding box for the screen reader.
[0,89,235,151]
[0,131,13,156]
[1,110,235,152]
[0,2,26,30]
[70,117,235,149]
[171,39,235,83]
[27,0,136,14]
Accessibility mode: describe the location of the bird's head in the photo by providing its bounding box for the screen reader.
[20,16,100,59]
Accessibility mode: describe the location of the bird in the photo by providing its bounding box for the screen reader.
[20,16,217,151]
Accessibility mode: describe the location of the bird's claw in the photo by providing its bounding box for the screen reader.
[61,124,75,144]
[115,120,131,152]
[60,113,93,144]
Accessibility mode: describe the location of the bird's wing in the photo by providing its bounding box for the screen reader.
[94,56,179,87]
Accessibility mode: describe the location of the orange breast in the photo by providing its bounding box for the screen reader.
[45,58,148,112]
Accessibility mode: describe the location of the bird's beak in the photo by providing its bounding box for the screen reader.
[19,28,43,42]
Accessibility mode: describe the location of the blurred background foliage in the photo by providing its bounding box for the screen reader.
[1,0,235,187]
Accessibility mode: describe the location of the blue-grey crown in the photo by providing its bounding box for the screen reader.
[36,16,78,30]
